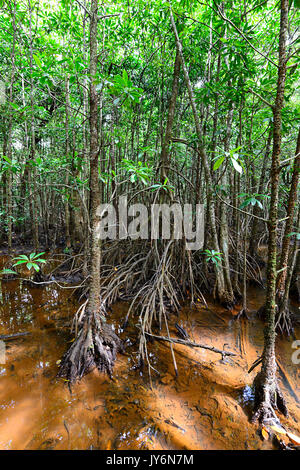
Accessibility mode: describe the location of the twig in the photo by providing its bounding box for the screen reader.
[145,332,236,358]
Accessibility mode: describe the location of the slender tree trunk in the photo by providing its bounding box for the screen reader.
[276,209,300,334]
[249,128,272,256]
[219,105,235,304]
[64,73,71,250]
[252,0,289,424]
[169,6,227,303]
[28,0,39,252]
[58,0,122,383]
[276,126,300,297]
[82,1,89,277]
[6,0,17,253]
[160,49,181,183]
[88,0,101,314]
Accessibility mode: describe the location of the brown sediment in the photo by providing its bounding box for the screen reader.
[0,276,299,450]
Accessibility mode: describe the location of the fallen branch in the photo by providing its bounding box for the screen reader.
[145,332,236,358]
[0,332,30,341]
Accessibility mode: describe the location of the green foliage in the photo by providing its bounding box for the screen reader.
[213,147,244,174]
[0,268,17,275]
[238,193,270,209]
[203,250,223,268]
[12,253,47,272]
[109,70,143,107]
[150,178,175,193]
[121,159,153,185]
[287,231,300,240]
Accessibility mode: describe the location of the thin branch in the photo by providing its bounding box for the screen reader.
[216,193,268,223]
[248,87,274,108]
[205,0,279,68]
[145,332,236,358]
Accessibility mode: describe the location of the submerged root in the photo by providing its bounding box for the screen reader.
[58,312,124,383]
[251,370,288,425]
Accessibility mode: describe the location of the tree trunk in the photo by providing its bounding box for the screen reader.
[28,0,39,252]
[6,0,17,253]
[249,127,272,257]
[58,0,122,383]
[169,7,227,304]
[160,49,181,183]
[64,73,71,250]
[276,126,300,297]
[252,0,289,425]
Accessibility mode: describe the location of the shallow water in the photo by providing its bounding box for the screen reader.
[0,269,299,450]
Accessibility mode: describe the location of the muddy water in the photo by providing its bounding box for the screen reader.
[0,275,299,450]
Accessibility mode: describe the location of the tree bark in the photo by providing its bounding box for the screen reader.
[276,126,300,298]
[252,0,289,424]
[58,0,122,383]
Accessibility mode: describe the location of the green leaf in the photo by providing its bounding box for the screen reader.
[287,232,300,239]
[3,155,12,164]
[13,260,28,266]
[0,268,17,275]
[33,54,43,69]
[213,156,225,171]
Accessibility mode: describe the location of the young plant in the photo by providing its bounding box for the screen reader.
[12,252,47,272]
[203,249,223,268]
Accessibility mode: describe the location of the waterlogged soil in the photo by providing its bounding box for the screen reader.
[0,259,299,450]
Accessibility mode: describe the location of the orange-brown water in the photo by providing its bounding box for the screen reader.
[0,272,299,450]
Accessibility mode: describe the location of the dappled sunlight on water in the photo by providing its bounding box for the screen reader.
[0,273,299,450]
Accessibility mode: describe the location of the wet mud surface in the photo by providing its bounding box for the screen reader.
[0,256,299,450]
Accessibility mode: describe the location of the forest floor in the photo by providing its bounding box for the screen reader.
[0,252,299,450]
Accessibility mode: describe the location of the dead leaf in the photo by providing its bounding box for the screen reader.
[106,440,112,450]
[261,426,269,440]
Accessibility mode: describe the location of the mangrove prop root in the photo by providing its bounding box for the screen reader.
[258,302,295,336]
[275,306,294,336]
[251,370,288,425]
[58,313,124,383]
